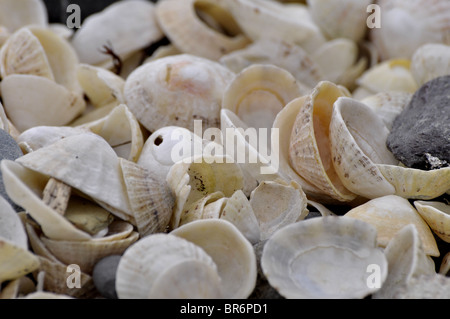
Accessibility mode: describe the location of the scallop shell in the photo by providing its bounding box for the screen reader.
[226,0,326,54]
[411,43,450,86]
[289,81,357,202]
[329,96,450,200]
[307,0,372,42]
[344,195,439,257]
[0,0,47,32]
[124,54,235,133]
[414,200,450,243]
[372,224,436,299]
[116,233,222,299]
[219,38,322,88]
[171,219,257,299]
[71,0,163,66]
[166,154,244,229]
[261,216,388,299]
[222,64,307,131]
[370,0,450,60]
[249,180,308,240]
[155,0,250,60]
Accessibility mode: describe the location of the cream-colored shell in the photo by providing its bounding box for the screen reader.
[0,195,28,249]
[155,0,250,61]
[116,233,221,299]
[0,0,47,32]
[390,274,450,299]
[171,219,257,299]
[71,0,163,66]
[344,195,439,257]
[289,81,357,202]
[124,54,235,133]
[0,238,40,284]
[411,43,450,86]
[439,252,450,276]
[372,224,436,299]
[261,216,388,299]
[414,201,450,243]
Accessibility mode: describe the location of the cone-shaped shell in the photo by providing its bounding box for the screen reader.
[124,54,235,133]
[155,0,250,60]
[116,233,221,299]
[261,216,388,299]
[171,219,257,299]
[414,201,450,243]
[344,195,439,257]
[289,81,357,202]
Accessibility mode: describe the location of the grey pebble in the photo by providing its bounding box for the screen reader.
[92,255,121,299]
[387,75,450,170]
[0,129,23,211]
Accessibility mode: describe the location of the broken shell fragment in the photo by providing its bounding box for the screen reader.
[414,200,450,243]
[261,216,388,299]
[344,195,439,257]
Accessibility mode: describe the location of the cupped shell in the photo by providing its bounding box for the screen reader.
[414,200,450,243]
[261,216,388,299]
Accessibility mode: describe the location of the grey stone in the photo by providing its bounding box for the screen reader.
[0,129,23,211]
[92,255,121,299]
[387,75,450,170]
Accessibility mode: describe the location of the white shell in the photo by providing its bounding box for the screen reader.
[0,0,47,32]
[261,216,388,299]
[0,195,28,249]
[414,200,450,243]
[411,43,450,86]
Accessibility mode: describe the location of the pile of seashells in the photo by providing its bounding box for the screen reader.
[0,0,449,299]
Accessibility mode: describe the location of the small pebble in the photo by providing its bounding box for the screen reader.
[92,255,121,299]
[0,129,23,211]
[387,75,450,170]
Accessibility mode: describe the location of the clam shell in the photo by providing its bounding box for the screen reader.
[411,43,450,86]
[344,195,439,257]
[116,233,221,299]
[289,81,357,202]
[372,224,436,299]
[155,0,250,60]
[261,216,388,299]
[171,219,257,299]
[124,54,235,133]
[71,0,163,66]
[370,0,450,60]
[414,200,450,243]
[0,0,47,32]
[249,180,308,240]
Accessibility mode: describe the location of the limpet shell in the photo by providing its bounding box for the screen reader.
[261,216,388,299]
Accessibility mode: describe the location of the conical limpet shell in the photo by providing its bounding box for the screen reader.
[124,54,235,133]
[116,233,221,299]
[261,216,388,299]
[155,0,250,60]
[171,219,257,299]
[372,224,436,299]
[414,200,450,243]
[289,81,357,202]
[344,195,439,257]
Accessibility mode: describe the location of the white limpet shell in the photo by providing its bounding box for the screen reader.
[355,59,418,96]
[71,0,163,66]
[1,160,92,241]
[166,154,244,230]
[261,216,388,299]
[0,0,47,32]
[124,54,235,133]
[307,0,372,42]
[249,180,308,240]
[116,233,222,299]
[0,74,86,132]
[414,201,450,243]
[372,224,436,299]
[370,0,450,60]
[330,97,450,200]
[156,0,250,61]
[226,0,326,54]
[411,43,450,86]
[289,81,357,202]
[361,92,412,131]
[220,38,322,88]
[222,64,307,132]
[76,64,125,108]
[344,195,439,257]
[171,219,257,299]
